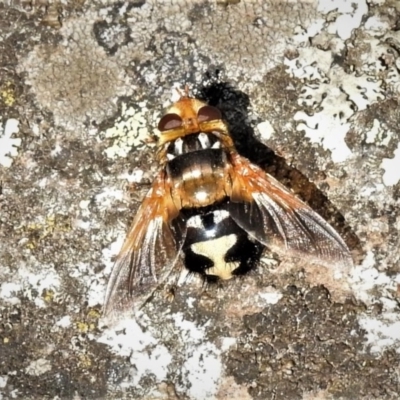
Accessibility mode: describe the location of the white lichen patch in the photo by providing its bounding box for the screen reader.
[95,187,125,211]
[181,342,222,400]
[0,118,21,168]
[285,47,333,81]
[0,265,61,308]
[318,0,368,40]
[70,262,103,308]
[76,234,125,309]
[350,251,400,353]
[118,169,144,184]
[256,120,275,141]
[329,68,383,112]
[25,358,52,376]
[386,64,400,95]
[382,32,400,93]
[381,143,400,186]
[350,251,398,306]
[56,315,72,328]
[294,99,353,163]
[172,313,223,400]
[103,102,153,159]
[365,119,393,146]
[358,182,385,198]
[97,308,232,399]
[0,282,23,306]
[292,18,326,46]
[26,269,61,308]
[287,46,384,163]
[364,15,391,35]
[97,317,172,389]
[0,376,8,389]
[257,287,283,305]
[72,232,123,309]
[102,235,125,278]
[350,31,400,85]
[358,313,400,354]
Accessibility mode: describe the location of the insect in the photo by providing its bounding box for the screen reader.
[103,88,353,317]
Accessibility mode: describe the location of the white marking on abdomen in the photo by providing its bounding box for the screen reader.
[213,210,229,224]
[191,234,239,280]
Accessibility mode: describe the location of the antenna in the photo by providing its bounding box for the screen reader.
[176,84,190,98]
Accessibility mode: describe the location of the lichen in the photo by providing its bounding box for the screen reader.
[2,0,400,398]
[0,118,21,168]
[17,11,133,130]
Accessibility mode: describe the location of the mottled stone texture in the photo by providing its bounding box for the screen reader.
[1,1,400,399]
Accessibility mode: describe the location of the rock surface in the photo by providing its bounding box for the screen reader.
[1,0,400,399]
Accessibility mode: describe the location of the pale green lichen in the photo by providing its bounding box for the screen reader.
[103,102,155,159]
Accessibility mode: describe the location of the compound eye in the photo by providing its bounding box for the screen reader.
[197,106,222,123]
[158,113,183,131]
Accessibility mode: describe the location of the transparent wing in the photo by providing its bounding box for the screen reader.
[228,154,353,269]
[102,172,185,318]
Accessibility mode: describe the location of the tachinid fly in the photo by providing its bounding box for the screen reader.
[103,88,353,317]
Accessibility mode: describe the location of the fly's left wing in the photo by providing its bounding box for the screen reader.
[102,171,185,319]
[228,154,353,269]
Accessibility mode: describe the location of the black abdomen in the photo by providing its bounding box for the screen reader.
[171,202,263,281]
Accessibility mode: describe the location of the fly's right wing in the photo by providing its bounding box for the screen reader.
[228,153,353,270]
[102,171,185,319]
